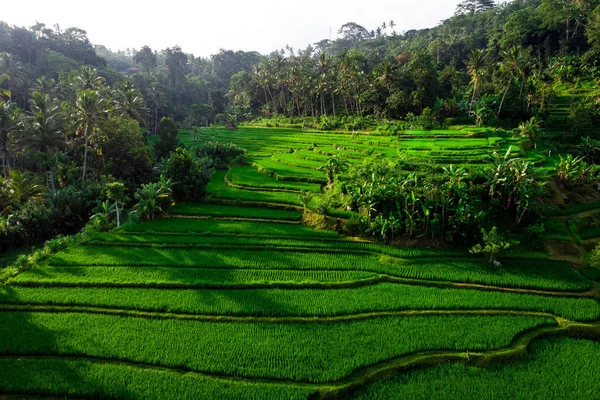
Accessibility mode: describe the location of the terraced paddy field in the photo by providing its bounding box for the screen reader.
[180,126,548,209]
[1,210,599,399]
[1,126,598,399]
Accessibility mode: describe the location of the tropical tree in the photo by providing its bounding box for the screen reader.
[70,89,109,180]
[72,66,105,91]
[133,46,157,75]
[4,170,46,205]
[20,92,65,154]
[514,117,541,145]
[0,53,26,101]
[105,181,127,227]
[114,81,147,124]
[466,49,487,113]
[318,154,350,186]
[496,46,526,117]
[0,101,18,177]
[470,226,516,264]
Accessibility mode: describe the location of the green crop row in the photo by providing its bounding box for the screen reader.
[0,312,553,383]
[8,267,376,288]
[207,171,303,206]
[120,219,339,238]
[227,166,322,193]
[85,232,468,258]
[0,358,314,400]
[3,281,598,321]
[351,337,600,400]
[168,203,302,221]
[252,158,327,181]
[44,246,591,291]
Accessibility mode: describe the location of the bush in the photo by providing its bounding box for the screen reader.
[154,117,182,160]
[165,148,214,202]
[195,141,246,169]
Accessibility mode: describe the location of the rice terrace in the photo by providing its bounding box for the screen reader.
[1,0,600,398]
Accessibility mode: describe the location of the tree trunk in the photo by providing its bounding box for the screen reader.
[115,201,120,227]
[497,82,511,118]
[331,93,336,117]
[82,135,89,181]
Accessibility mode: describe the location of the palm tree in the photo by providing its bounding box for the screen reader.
[376,61,394,95]
[30,76,57,98]
[6,170,46,205]
[114,81,148,124]
[318,154,350,186]
[466,49,487,114]
[0,53,26,101]
[0,101,18,177]
[72,66,105,91]
[146,85,165,134]
[496,47,525,117]
[514,117,541,145]
[70,89,108,180]
[0,74,11,102]
[20,92,65,154]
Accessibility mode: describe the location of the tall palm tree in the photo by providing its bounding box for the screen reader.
[0,53,26,101]
[70,90,108,180]
[145,85,165,134]
[72,66,105,91]
[466,49,487,114]
[0,101,18,177]
[496,46,525,117]
[114,81,148,124]
[30,76,57,98]
[20,92,65,154]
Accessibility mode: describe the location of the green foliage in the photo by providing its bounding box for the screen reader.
[470,227,517,263]
[556,154,595,188]
[352,337,600,400]
[131,178,174,222]
[169,203,301,221]
[0,312,552,383]
[164,148,214,202]
[194,141,246,169]
[154,117,181,160]
[46,246,588,291]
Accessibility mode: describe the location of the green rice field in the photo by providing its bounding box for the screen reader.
[1,126,598,399]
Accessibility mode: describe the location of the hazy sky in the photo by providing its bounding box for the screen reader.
[3,0,464,57]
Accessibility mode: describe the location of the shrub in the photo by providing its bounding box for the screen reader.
[165,148,214,202]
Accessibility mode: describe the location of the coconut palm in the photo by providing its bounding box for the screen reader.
[0,101,18,177]
[466,49,487,113]
[496,46,526,117]
[70,89,109,180]
[0,53,26,101]
[20,92,65,154]
[72,66,105,91]
[146,84,165,134]
[114,81,148,124]
[318,154,350,186]
[5,170,46,205]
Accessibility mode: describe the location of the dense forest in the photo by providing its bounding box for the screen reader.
[2,0,600,253]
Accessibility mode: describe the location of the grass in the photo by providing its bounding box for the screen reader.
[169,203,302,221]
[0,312,553,383]
[120,218,339,238]
[350,337,600,400]
[0,358,315,400]
[3,282,598,322]
[207,171,303,206]
[43,246,591,291]
[227,165,322,193]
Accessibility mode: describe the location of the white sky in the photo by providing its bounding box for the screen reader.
[3,0,464,57]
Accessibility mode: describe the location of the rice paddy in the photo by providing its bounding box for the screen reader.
[1,126,597,399]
